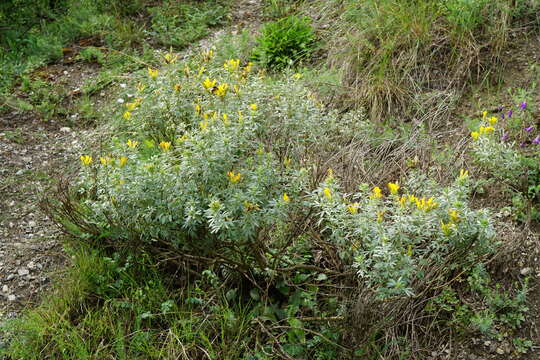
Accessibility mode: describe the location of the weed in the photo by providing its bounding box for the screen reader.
[252,15,316,70]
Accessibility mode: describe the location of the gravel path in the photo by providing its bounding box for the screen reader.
[0,110,84,323]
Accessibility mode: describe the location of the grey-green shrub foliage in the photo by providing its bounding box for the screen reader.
[75,54,357,271]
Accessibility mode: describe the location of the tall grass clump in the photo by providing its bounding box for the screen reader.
[305,0,540,120]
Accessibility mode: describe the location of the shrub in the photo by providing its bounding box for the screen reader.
[54,52,357,278]
[252,15,316,70]
[469,102,540,223]
[310,170,498,299]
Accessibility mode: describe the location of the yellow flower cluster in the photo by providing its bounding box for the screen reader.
[398,194,438,212]
[224,59,240,72]
[159,141,171,151]
[164,52,178,64]
[201,78,229,97]
[370,186,383,199]
[147,67,159,80]
[83,155,128,167]
[227,171,241,184]
[347,202,359,214]
[80,155,93,166]
[471,111,497,140]
[441,209,461,236]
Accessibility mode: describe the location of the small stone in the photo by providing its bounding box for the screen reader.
[520,267,532,276]
[6,274,15,281]
[28,221,36,227]
[60,127,71,133]
[495,348,504,355]
[27,261,35,269]
[17,268,29,276]
[483,341,491,346]
[7,295,16,301]
[2,285,8,293]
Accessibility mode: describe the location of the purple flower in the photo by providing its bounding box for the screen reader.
[501,132,509,141]
[507,110,513,118]
[520,142,527,148]
[500,113,505,120]
[533,136,540,145]
[520,102,527,110]
[525,126,534,132]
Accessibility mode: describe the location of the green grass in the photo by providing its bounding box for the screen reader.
[0,0,230,115]
[304,0,540,120]
[1,248,258,360]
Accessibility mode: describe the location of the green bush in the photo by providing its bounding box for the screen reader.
[58,52,355,276]
[311,170,498,299]
[252,15,316,70]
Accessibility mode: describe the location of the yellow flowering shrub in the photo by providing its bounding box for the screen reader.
[310,171,497,299]
[71,50,361,272]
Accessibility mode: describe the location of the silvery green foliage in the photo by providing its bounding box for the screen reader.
[310,173,497,299]
[76,56,362,267]
[471,136,523,181]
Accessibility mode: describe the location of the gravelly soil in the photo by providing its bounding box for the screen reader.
[0,110,83,322]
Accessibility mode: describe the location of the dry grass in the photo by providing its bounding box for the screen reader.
[304,0,539,121]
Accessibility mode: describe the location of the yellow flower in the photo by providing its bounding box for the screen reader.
[159,141,171,151]
[173,84,181,92]
[227,171,241,184]
[283,193,290,202]
[482,111,487,120]
[223,59,240,72]
[387,182,400,195]
[123,111,132,120]
[449,209,460,223]
[292,73,302,80]
[213,83,228,97]
[415,197,438,212]
[202,78,217,91]
[118,179,125,185]
[250,104,257,111]
[323,187,332,199]
[80,155,92,166]
[459,169,469,180]
[136,83,146,92]
[197,66,206,77]
[377,211,385,223]
[126,102,136,111]
[470,131,480,140]
[200,120,209,131]
[488,116,497,125]
[126,139,139,148]
[118,156,128,167]
[194,103,202,115]
[478,126,494,135]
[441,221,453,236]
[148,67,158,80]
[164,52,178,64]
[399,195,407,207]
[371,186,383,199]
[99,156,110,165]
[347,203,359,214]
